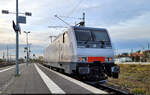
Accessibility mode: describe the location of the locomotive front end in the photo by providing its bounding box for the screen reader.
[73,26,120,81]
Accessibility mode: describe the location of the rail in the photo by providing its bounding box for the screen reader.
[42,63,133,94]
[88,82,133,94]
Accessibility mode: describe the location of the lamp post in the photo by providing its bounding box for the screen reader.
[28,43,32,62]
[49,36,56,43]
[1,1,32,75]
[24,31,30,65]
[2,0,20,75]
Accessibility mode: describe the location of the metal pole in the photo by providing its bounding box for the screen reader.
[16,0,19,75]
[27,33,29,65]
[24,31,30,65]
[28,44,31,62]
[7,45,9,62]
[49,36,53,43]
[3,51,5,61]
[29,44,31,63]
[83,12,85,26]
[49,36,56,43]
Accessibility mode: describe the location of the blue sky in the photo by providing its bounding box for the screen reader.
[0,0,150,58]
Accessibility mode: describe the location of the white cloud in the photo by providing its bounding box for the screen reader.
[0,0,150,56]
[108,12,150,42]
[80,2,101,9]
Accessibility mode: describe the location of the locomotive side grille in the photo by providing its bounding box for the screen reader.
[78,67,90,75]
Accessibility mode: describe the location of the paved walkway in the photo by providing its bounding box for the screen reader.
[2,64,50,94]
[0,63,107,94]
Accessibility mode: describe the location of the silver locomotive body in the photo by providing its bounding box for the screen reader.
[44,26,120,81]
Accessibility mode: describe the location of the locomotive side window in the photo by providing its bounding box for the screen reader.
[63,33,65,43]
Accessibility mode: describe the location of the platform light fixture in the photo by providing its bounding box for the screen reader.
[2,10,9,14]
[1,0,32,75]
[25,12,32,16]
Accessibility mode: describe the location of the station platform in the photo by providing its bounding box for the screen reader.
[0,63,107,94]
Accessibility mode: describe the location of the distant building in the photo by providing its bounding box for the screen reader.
[115,57,132,62]
[143,50,150,62]
[116,50,150,62]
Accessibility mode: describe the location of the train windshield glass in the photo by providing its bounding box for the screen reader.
[75,30,91,41]
[75,29,112,48]
[93,31,110,41]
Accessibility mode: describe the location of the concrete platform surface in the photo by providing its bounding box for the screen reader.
[0,63,107,94]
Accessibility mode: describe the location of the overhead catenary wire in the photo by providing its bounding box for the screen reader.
[48,0,85,27]
[47,0,86,38]
[54,15,71,26]
[65,0,85,18]
[57,15,82,20]
[58,0,85,26]
[48,26,68,28]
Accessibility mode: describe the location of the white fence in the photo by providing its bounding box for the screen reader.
[115,62,150,64]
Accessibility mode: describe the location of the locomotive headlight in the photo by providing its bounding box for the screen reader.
[105,57,113,62]
[105,58,109,62]
[78,57,87,62]
[109,57,112,61]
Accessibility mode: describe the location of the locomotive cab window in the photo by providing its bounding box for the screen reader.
[75,29,112,48]
[75,30,91,41]
[93,31,110,42]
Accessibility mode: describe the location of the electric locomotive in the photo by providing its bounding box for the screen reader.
[44,26,120,81]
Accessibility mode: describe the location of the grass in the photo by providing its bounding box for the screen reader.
[108,64,150,95]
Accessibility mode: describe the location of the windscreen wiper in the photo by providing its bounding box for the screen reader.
[84,36,91,44]
[99,40,105,48]
[84,36,91,48]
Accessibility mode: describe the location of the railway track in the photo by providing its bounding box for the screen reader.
[42,63,133,94]
[0,63,15,68]
[84,81,133,94]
